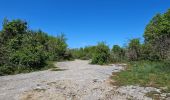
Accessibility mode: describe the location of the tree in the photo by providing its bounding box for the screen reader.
[111,45,125,62]
[70,46,96,60]
[127,39,141,61]
[1,19,27,41]
[0,19,70,75]
[144,9,170,60]
[47,34,67,61]
[91,42,110,65]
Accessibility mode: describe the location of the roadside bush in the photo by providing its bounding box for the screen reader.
[63,49,74,61]
[46,34,67,61]
[112,9,170,94]
[70,46,96,60]
[91,42,110,65]
[0,65,15,75]
[10,46,47,68]
[126,39,141,61]
[0,19,69,75]
[144,9,170,60]
[111,45,126,62]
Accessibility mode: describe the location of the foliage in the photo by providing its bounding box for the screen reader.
[126,38,141,61]
[0,19,69,75]
[113,61,170,92]
[0,9,170,77]
[1,19,27,41]
[144,9,170,60]
[91,42,110,65]
[70,46,96,60]
[112,9,170,92]
[111,45,126,62]
[46,34,67,61]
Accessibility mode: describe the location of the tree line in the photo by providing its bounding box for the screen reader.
[0,9,169,75]
[0,19,72,75]
[71,9,170,65]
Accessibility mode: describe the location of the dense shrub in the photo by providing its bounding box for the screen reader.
[126,39,141,61]
[0,9,169,76]
[70,46,96,60]
[63,49,74,60]
[0,19,69,75]
[113,9,170,93]
[144,9,170,60]
[1,19,27,41]
[111,45,126,62]
[91,42,110,65]
[46,34,67,61]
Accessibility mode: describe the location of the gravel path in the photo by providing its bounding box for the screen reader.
[0,60,158,100]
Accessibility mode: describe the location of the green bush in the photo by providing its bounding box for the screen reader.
[111,45,126,62]
[91,42,110,65]
[126,38,141,61]
[9,46,47,68]
[0,19,69,75]
[0,65,15,75]
[70,46,96,60]
[144,9,170,60]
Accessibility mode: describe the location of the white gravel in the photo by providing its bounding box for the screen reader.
[0,60,160,100]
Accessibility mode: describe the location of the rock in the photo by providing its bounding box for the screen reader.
[160,87,168,90]
[166,93,170,97]
[93,79,98,83]
[161,93,167,97]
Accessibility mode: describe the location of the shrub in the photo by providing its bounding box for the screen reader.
[0,19,69,75]
[91,42,110,65]
[9,45,47,68]
[126,38,141,61]
[111,45,125,62]
[70,46,96,60]
[144,9,170,60]
[0,65,15,75]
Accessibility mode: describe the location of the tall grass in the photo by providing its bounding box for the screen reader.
[113,61,170,92]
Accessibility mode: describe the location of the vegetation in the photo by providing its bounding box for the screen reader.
[110,45,126,62]
[70,8,170,66]
[70,46,96,60]
[112,9,170,91]
[144,9,170,61]
[113,61,170,91]
[91,42,110,65]
[126,38,141,61]
[0,8,170,94]
[0,19,71,75]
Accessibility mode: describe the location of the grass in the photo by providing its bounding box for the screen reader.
[112,61,170,92]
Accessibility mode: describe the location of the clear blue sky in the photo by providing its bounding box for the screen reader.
[0,0,169,48]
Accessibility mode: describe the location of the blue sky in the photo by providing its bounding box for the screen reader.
[0,0,170,48]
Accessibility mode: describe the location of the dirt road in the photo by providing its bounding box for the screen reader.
[0,60,156,100]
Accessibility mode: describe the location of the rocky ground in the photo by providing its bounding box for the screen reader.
[0,60,166,100]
